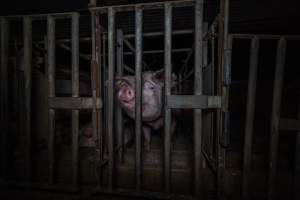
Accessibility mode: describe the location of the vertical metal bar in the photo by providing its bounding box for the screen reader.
[0,18,9,179]
[242,36,260,200]
[210,25,216,159]
[135,6,143,191]
[71,13,79,186]
[268,37,286,200]
[24,16,32,181]
[107,7,115,189]
[194,0,204,197]
[47,15,56,184]
[294,92,300,200]
[164,3,172,193]
[116,29,124,163]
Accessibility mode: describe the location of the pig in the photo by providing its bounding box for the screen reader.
[115,69,177,150]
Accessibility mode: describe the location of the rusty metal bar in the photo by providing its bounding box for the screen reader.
[268,37,286,200]
[94,11,104,185]
[242,36,260,200]
[107,7,115,189]
[47,15,56,184]
[0,18,9,179]
[23,16,33,181]
[135,6,143,191]
[164,2,172,193]
[116,29,124,163]
[71,13,80,186]
[90,0,194,12]
[194,0,204,197]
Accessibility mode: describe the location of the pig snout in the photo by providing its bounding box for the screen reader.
[119,85,134,102]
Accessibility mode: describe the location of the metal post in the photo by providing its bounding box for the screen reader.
[294,92,300,200]
[194,0,204,197]
[135,6,143,191]
[242,36,260,200]
[164,3,172,193]
[24,16,32,181]
[71,13,80,186]
[107,7,115,189]
[116,29,124,163]
[0,18,9,179]
[47,15,56,184]
[268,37,286,200]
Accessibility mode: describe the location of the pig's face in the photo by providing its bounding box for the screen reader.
[115,69,166,122]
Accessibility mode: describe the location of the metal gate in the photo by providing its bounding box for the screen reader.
[0,0,227,199]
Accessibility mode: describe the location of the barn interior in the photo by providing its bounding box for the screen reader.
[0,0,300,200]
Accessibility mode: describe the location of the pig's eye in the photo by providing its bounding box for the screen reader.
[144,82,155,90]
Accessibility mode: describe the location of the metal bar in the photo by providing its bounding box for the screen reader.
[90,0,194,12]
[230,33,300,40]
[135,6,143,191]
[124,29,193,39]
[23,16,32,181]
[123,48,191,55]
[0,18,9,179]
[57,42,90,60]
[107,7,115,189]
[47,15,56,184]
[167,95,221,109]
[3,12,76,20]
[94,11,104,186]
[294,93,300,200]
[268,37,286,200]
[242,36,260,200]
[71,13,79,186]
[194,0,204,197]
[164,3,172,193]
[49,97,102,109]
[92,187,195,200]
[116,29,124,163]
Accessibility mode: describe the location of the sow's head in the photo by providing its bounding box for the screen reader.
[115,69,177,122]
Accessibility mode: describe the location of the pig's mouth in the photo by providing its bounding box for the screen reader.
[122,99,147,112]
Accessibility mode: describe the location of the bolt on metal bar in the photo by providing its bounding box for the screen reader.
[116,29,124,163]
[0,18,9,180]
[242,36,260,200]
[107,7,115,190]
[135,6,143,191]
[71,13,80,187]
[268,37,286,200]
[23,16,33,181]
[164,2,172,193]
[194,0,204,197]
[47,15,56,185]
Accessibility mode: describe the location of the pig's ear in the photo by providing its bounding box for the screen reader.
[152,69,165,82]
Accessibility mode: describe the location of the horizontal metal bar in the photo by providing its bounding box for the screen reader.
[230,33,300,40]
[49,97,102,109]
[124,48,191,55]
[90,0,194,13]
[1,12,77,20]
[92,187,195,200]
[124,29,193,39]
[167,95,221,109]
[0,180,78,193]
[279,118,300,131]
